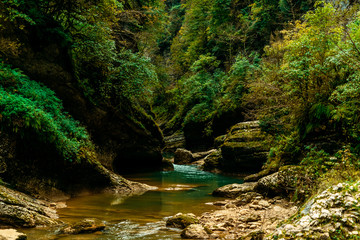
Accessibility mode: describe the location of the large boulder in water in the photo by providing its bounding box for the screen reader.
[174,149,194,164]
[59,219,106,235]
[166,213,199,229]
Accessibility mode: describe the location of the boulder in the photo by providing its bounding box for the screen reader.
[59,219,105,234]
[181,224,210,239]
[202,150,223,171]
[219,121,269,172]
[255,166,300,196]
[213,182,257,198]
[0,229,27,240]
[174,149,194,165]
[166,213,199,229]
[192,149,217,161]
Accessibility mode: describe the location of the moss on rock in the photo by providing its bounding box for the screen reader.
[166,213,199,229]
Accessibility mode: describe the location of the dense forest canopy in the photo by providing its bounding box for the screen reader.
[1,0,360,182]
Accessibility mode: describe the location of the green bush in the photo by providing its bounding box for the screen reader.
[0,61,95,163]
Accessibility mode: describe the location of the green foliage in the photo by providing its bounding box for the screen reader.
[300,146,331,177]
[0,61,95,163]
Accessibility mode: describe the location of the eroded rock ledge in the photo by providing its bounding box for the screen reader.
[0,184,59,228]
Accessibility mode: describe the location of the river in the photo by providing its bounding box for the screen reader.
[22,164,243,239]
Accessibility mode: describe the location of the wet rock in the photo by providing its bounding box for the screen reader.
[0,229,27,240]
[213,182,257,198]
[0,184,59,227]
[174,149,194,165]
[202,150,223,171]
[166,213,199,229]
[161,159,174,171]
[181,224,210,239]
[59,219,105,234]
[193,149,217,161]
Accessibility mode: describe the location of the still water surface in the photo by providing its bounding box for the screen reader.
[23,164,243,239]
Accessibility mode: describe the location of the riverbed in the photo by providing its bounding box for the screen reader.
[22,165,243,239]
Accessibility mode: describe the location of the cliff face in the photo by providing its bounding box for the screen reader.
[6,23,164,174]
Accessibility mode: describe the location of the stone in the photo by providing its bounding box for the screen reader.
[174,149,194,164]
[166,213,199,229]
[0,185,59,227]
[59,219,105,234]
[269,180,360,239]
[255,166,301,196]
[234,192,262,206]
[161,159,174,171]
[239,214,261,223]
[244,168,275,182]
[213,182,257,198]
[0,229,27,240]
[202,150,223,171]
[193,149,217,161]
[181,224,210,239]
[219,121,269,172]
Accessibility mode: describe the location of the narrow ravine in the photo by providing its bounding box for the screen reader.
[21,165,243,239]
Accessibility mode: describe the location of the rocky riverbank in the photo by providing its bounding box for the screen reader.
[166,170,360,239]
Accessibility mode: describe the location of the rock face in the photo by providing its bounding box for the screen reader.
[219,121,268,172]
[212,182,257,198]
[0,229,27,240]
[163,132,186,154]
[0,184,59,227]
[5,20,164,175]
[268,181,360,239]
[166,213,199,229]
[0,131,153,201]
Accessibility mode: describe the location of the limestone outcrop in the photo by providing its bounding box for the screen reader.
[219,121,268,172]
[268,181,360,239]
[203,121,269,173]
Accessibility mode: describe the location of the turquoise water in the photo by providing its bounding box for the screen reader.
[23,164,243,239]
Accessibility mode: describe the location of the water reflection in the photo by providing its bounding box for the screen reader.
[23,164,243,239]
